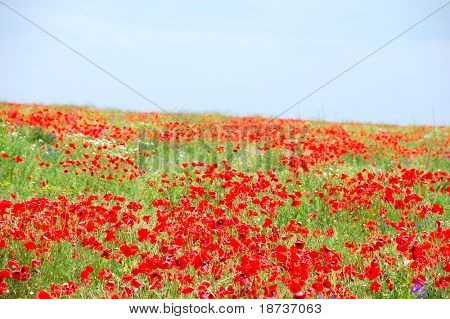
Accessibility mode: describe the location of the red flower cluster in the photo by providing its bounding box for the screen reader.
[0,102,448,299]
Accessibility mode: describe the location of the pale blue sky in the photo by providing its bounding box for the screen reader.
[1,0,449,125]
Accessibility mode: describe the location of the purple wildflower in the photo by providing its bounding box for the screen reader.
[410,283,427,299]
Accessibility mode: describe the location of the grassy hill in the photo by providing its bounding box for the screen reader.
[0,101,448,298]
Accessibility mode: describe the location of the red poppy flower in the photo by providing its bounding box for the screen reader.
[435,276,449,289]
[370,281,381,293]
[120,245,138,257]
[98,269,113,280]
[81,265,94,285]
[36,290,53,299]
[24,241,37,251]
[0,269,12,279]
[364,259,381,280]
[14,156,23,163]
[0,281,9,296]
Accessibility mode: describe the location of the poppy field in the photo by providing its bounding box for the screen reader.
[0,101,448,299]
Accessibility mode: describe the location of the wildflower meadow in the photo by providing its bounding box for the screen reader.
[0,101,448,299]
